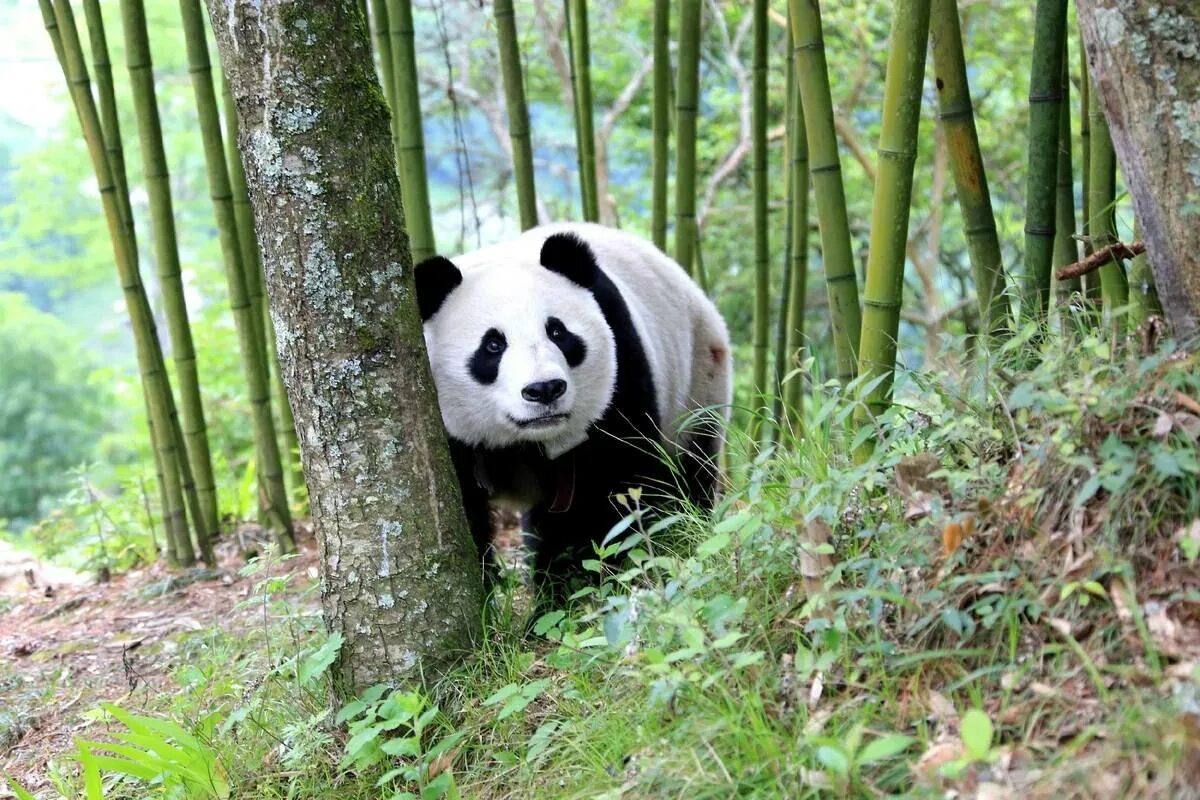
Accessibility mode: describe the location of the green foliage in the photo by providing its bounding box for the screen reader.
[0,293,113,525]
[22,463,157,572]
[338,685,465,799]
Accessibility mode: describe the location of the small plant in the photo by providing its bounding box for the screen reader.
[76,703,229,799]
[807,723,916,792]
[939,708,998,778]
[338,685,465,800]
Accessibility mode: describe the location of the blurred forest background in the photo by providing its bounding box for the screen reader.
[2,0,1103,560]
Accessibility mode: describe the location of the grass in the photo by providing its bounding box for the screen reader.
[8,326,1200,799]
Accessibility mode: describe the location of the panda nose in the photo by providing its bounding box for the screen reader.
[522,379,567,405]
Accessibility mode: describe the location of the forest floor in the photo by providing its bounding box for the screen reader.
[0,529,321,795]
[4,342,1200,799]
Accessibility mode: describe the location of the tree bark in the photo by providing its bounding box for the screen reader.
[1076,0,1200,340]
[205,0,483,691]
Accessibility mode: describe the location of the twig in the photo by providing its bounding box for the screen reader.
[1055,240,1145,281]
[1172,390,1200,417]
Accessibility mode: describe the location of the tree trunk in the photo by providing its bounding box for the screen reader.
[1076,0,1200,340]
[206,0,484,690]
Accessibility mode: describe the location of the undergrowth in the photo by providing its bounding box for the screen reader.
[8,329,1200,799]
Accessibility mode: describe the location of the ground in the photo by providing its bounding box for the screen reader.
[0,529,320,796]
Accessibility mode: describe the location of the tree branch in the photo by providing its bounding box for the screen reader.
[1055,239,1145,282]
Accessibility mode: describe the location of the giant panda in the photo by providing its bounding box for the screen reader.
[415,223,732,596]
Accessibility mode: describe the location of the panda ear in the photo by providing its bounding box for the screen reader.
[414,255,462,321]
[540,232,598,288]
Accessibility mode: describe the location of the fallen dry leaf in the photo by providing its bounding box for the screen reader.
[943,521,963,557]
[912,739,965,780]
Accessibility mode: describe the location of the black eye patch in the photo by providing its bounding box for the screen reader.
[468,328,506,384]
[546,316,586,368]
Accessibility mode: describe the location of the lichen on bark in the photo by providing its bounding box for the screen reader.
[204,0,483,691]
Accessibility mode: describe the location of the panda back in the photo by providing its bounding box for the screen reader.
[525,223,729,448]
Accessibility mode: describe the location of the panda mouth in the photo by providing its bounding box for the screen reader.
[510,413,570,429]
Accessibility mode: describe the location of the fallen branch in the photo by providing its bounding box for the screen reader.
[1055,239,1145,281]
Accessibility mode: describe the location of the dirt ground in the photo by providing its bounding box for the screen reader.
[0,530,321,796]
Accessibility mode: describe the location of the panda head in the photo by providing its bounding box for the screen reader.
[416,233,617,454]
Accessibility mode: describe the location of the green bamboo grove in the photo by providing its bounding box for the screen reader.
[37,0,1173,568]
[41,0,206,565]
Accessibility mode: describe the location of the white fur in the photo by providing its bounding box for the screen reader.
[423,223,732,460]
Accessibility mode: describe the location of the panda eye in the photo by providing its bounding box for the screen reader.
[481,328,506,355]
[546,318,564,341]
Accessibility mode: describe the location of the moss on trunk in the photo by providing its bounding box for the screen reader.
[205,0,483,691]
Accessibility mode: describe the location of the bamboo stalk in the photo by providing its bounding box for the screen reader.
[1088,84,1129,330]
[674,0,702,286]
[788,0,861,385]
[1079,52,1101,303]
[566,0,599,222]
[771,31,797,440]
[122,0,220,557]
[178,0,295,552]
[749,0,769,445]
[44,0,195,565]
[78,0,210,564]
[651,0,669,250]
[221,77,304,502]
[369,0,397,120]
[1022,0,1068,327]
[929,0,1008,340]
[494,0,539,230]
[783,48,809,432]
[220,79,267,358]
[773,32,809,438]
[387,0,437,261]
[80,0,133,242]
[1053,39,1081,299]
[1129,218,1162,323]
[1079,45,1092,255]
[856,0,932,429]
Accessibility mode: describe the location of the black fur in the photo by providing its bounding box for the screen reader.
[540,232,599,288]
[546,316,586,367]
[467,328,506,384]
[414,255,462,321]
